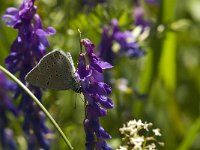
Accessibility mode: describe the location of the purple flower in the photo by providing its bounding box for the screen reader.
[2,0,56,75]
[113,30,144,58]
[2,0,56,149]
[134,5,149,28]
[134,0,150,28]
[98,19,144,64]
[77,39,114,150]
[145,0,160,5]
[97,26,115,65]
[0,71,18,150]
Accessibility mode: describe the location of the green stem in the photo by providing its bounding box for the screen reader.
[0,65,73,150]
[176,117,200,150]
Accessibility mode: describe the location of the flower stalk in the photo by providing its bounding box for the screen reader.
[77,38,114,149]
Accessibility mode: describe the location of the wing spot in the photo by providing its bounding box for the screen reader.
[46,66,50,71]
[55,70,58,77]
[48,75,52,80]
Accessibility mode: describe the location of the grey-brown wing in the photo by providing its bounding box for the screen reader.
[25,66,49,88]
[26,50,79,90]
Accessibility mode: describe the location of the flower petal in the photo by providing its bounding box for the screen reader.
[98,61,113,69]
[36,29,49,47]
[45,27,56,36]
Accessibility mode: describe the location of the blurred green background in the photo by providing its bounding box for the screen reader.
[0,0,200,149]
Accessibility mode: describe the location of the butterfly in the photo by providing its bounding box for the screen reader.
[25,50,81,93]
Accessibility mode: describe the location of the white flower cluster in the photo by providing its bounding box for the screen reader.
[117,119,164,150]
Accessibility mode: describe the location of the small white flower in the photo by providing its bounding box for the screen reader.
[130,136,144,145]
[136,120,144,128]
[152,128,161,136]
[129,128,138,136]
[117,146,128,150]
[143,122,152,131]
[130,136,144,143]
[145,143,156,150]
[118,119,164,150]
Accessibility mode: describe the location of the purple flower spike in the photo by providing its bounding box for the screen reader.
[77,53,91,80]
[78,38,114,149]
[2,0,56,149]
[82,38,113,72]
[81,38,96,55]
[0,71,18,150]
[98,19,144,64]
[134,5,147,27]
[134,0,151,29]
[114,30,144,58]
[98,26,115,65]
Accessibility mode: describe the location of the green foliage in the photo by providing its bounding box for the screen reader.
[0,0,200,149]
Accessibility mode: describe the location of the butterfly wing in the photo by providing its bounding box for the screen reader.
[25,66,49,88]
[65,52,76,73]
[25,50,80,90]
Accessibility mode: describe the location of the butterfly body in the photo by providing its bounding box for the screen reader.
[25,50,81,92]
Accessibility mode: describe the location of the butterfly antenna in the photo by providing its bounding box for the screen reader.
[78,29,83,53]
